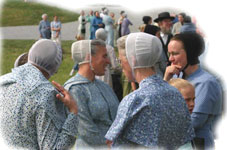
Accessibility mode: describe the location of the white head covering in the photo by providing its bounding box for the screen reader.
[71,40,91,65]
[126,32,162,70]
[95,28,107,41]
[28,39,62,78]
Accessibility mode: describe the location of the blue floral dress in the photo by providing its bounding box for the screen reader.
[0,63,78,149]
[105,75,195,150]
[64,73,119,149]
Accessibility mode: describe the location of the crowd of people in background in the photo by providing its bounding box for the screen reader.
[0,7,224,150]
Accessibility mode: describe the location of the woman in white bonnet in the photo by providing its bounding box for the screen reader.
[64,39,119,149]
[0,39,78,149]
[105,32,194,149]
[95,28,119,88]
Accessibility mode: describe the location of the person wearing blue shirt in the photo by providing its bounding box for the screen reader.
[39,14,51,39]
[64,40,119,149]
[105,32,194,150]
[164,32,223,150]
[51,15,62,45]
[91,11,104,39]
[102,9,115,47]
[86,10,95,39]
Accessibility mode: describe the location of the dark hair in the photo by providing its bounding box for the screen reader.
[144,25,160,36]
[142,16,152,24]
[120,10,125,15]
[184,16,192,23]
[171,32,205,65]
[179,12,186,18]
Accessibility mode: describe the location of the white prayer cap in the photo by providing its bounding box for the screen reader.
[28,39,62,78]
[95,28,107,41]
[71,40,91,65]
[126,32,162,70]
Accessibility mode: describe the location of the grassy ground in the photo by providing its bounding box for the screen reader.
[1,0,79,27]
[1,39,75,85]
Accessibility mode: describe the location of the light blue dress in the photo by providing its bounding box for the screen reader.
[186,67,223,150]
[105,75,195,150]
[64,73,119,149]
[39,20,51,39]
[50,20,61,38]
[86,15,95,39]
[102,14,114,47]
[0,63,78,149]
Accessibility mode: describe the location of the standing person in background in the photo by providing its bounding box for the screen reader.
[154,12,174,64]
[51,15,62,45]
[121,13,133,36]
[110,12,118,47]
[139,16,152,32]
[102,9,114,47]
[180,15,196,33]
[164,32,223,150]
[39,14,51,39]
[172,12,186,35]
[77,10,87,40]
[91,11,104,39]
[86,10,94,39]
[117,11,125,38]
[100,7,106,19]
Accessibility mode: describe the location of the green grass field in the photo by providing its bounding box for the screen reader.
[1,0,79,27]
[1,40,75,85]
[0,0,81,84]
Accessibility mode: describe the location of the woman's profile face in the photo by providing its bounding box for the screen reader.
[91,46,110,76]
[168,40,187,70]
[119,51,134,82]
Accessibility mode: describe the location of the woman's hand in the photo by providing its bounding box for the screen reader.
[106,140,113,150]
[163,65,182,81]
[52,81,78,115]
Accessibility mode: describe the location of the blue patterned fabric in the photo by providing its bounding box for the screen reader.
[0,63,78,150]
[64,73,119,149]
[105,75,194,150]
[186,67,223,150]
[39,20,51,39]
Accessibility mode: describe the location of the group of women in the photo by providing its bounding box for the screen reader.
[0,12,223,150]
